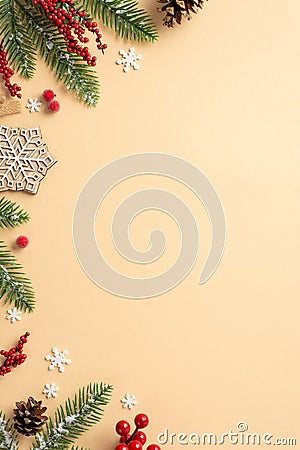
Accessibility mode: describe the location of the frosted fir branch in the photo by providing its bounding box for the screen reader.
[0,0,36,78]
[0,242,35,313]
[15,0,100,106]
[0,415,18,450]
[32,383,113,450]
[81,0,158,42]
[0,197,30,230]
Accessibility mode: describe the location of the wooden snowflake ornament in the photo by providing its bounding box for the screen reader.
[0,126,56,194]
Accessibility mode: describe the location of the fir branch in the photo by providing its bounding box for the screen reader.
[81,0,158,42]
[15,0,100,106]
[0,0,36,78]
[0,241,35,313]
[32,383,113,450]
[0,198,30,230]
[0,412,18,450]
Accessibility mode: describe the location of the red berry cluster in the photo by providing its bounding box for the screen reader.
[115,414,161,450]
[32,0,106,65]
[0,46,22,98]
[43,89,60,112]
[0,332,30,376]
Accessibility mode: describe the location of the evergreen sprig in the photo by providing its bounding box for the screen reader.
[81,0,158,42]
[0,198,30,230]
[15,0,100,106]
[0,412,18,450]
[0,241,35,313]
[0,0,158,106]
[0,0,36,78]
[32,383,113,450]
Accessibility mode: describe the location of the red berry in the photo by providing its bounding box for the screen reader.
[116,420,131,436]
[16,235,29,248]
[48,100,60,112]
[132,431,147,445]
[147,446,161,450]
[43,89,55,101]
[128,441,142,450]
[120,434,130,443]
[115,445,128,450]
[134,414,149,429]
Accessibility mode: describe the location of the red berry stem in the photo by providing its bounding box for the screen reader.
[0,332,30,376]
[31,0,106,65]
[126,428,138,444]
[0,42,22,98]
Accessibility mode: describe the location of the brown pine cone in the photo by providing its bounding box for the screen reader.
[158,0,207,27]
[13,397,48,436]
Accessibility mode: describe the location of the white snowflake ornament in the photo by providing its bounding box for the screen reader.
[43,383,59,399]
[121,394,137,410]
[6,307,21,324]
[45,347,71,373]
[0,126,56,194]
[26,98,42,113]
[116,48,142,73]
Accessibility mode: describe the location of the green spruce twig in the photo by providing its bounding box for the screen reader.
[81,0,158,42]
[0,241,35,313]
[32,383,113,450]
[0,0,158,106]
[0,412,18,450]
[0,0,36,78]
[15,0,100,106]
[0,198,30,230]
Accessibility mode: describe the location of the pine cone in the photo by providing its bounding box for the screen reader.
[13,397,48,436]
[158,0,207,27]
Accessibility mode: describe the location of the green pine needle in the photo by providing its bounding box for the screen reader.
[0,0,37,78]
[82,0,158,42]
[15,0,101,106]
[32,383,113,450]
[0,197,30,230]
[0,241,35,313]
[0,411,19,450]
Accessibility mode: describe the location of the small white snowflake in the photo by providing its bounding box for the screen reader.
[26,98,42,113]
[6,307,22,324]
[121,393,137,410]
[43,383,59,399]
[45,347,71,372]
[116,47,142,73]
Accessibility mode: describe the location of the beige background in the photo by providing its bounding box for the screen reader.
[0,0,299,449]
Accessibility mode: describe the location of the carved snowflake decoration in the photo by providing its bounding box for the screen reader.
[0,126,56,194]
[45,347,71,372]
[116,48,142,72]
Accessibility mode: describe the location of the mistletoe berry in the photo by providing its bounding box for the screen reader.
[132,431,147,445]
[16,235,29,248]
[43,89,55,102]
[48,100,60,112]
[116,420,131,436]
[134,414,149,429]
[128,441,143,450]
